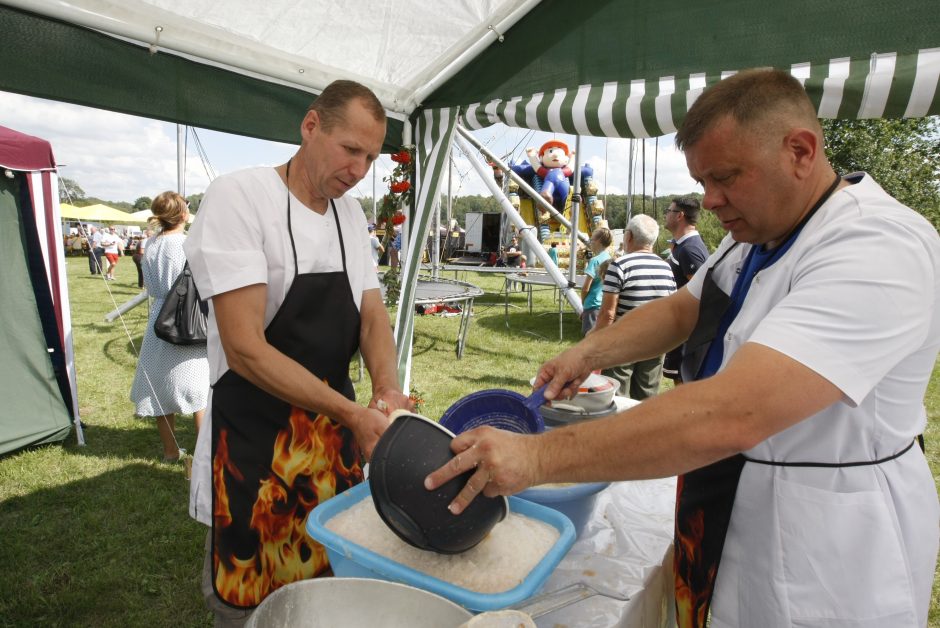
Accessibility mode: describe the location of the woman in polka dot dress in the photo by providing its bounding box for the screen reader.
[130,191,209,462]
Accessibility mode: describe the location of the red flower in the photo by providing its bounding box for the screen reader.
[390,180,411,194]
[392,213,407,225]
[391,150,412,164]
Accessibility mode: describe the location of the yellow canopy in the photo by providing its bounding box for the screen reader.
[59,203,95,220]
[128,209,195,225]
[79,203,149,223]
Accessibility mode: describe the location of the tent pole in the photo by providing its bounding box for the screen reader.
[653,137,659,220]
[641,139,646,214]
[371,166,377,223]
[177,124,185,196]
[400,119,412,265]
[626,139,634,226]
[603,138,609,214]
[432,197,440,279]
[455,125,589,245]
[446,156,453,257]
[105,291,150,322]
[453,132,583,315]
[568,135,583,285]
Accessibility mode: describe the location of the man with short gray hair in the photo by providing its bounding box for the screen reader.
[594,214,676,399]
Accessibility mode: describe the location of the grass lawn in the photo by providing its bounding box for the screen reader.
[0,256,937,626]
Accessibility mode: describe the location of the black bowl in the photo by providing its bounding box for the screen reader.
[368,412,508,554]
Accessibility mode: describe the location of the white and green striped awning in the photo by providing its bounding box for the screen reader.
[459,49,940,139]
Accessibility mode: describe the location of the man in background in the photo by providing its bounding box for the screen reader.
[594,214,675,398]
[662,195,709,383]
[87,226,104,274]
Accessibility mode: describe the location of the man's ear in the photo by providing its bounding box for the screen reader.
[300,109,320,141]
[785,128,819,180]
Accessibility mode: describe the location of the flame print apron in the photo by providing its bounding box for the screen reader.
[674,175,843,627]
[210,166,363,609]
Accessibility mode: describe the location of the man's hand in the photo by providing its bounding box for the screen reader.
[424,427,540,515]
[533,345,593,402]
[369,387,414,416]
[349,407,392,461]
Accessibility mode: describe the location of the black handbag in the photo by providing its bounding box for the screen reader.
[153,261,209,345]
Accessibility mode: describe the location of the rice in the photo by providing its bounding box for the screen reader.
[325,498,559,593]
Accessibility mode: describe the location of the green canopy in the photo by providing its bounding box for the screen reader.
[428,0,940,136]
[1,0,937,146]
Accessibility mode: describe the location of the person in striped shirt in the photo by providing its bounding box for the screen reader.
[594,214,676,399]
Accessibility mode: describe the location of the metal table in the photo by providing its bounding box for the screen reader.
[436,265,551,281]
[503,272,586,341]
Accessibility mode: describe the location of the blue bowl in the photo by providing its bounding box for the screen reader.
[440,389,545,435]
[516,482,610,538]
[306,482,576,612]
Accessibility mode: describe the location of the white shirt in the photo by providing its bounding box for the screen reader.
[100,232,120,254]
[183,166,380,525]
[687,173,940,626]
[369,234,382,267]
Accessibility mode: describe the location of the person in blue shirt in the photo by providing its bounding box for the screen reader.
[579,227,612,335]
[547,241,559,266]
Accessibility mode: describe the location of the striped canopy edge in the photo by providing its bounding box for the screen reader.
[459,49,940,139]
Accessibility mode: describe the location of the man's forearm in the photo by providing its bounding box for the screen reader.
[361,323,400,396]
[358,291,402,397]
[580,289,697,372]
[533,342,844,484]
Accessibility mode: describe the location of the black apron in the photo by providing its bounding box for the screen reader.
[210,163,364,609]
[673,174,841,627]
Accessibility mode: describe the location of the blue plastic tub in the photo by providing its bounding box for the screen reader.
[516,482,610,538]
[306,482,575,612]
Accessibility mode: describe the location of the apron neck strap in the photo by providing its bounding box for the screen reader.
[766,172,842,255]
[285,159,348,278]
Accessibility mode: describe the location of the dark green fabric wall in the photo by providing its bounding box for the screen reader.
[0,176,72,455]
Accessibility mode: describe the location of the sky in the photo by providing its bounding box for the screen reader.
[1,90,699,207]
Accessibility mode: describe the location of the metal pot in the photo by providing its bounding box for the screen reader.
[245,578,628,627]
[245,578,471,627]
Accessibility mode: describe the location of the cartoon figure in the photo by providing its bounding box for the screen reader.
[511,140,576,211]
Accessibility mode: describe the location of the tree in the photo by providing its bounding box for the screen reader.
[133,196,152,211]
[186,193,204,213]
[823,117,940,229]
[59,177,85,203]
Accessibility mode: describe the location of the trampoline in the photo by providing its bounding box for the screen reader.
[381,275,483,359]
[503,272,587,341]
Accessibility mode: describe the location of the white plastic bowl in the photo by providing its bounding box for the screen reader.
[567,374,618,412]
[527,373,618,413]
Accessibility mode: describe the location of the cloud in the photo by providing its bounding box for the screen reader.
[0,92,217,202]
[2,91,700,205]
[3,92,231,202]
